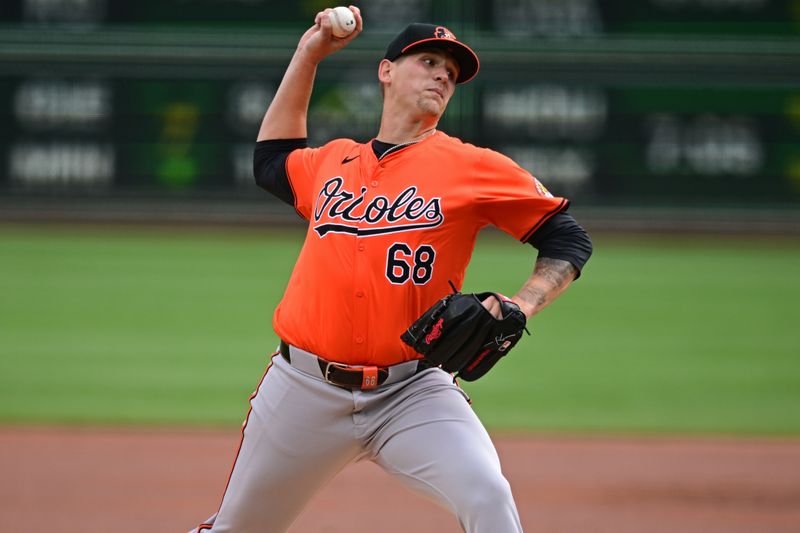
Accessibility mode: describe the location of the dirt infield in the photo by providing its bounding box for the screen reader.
[2,427,799,533]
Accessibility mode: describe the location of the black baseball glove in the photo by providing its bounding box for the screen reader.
[400,291,528,381]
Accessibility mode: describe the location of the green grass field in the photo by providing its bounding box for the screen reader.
[1,224,798,435]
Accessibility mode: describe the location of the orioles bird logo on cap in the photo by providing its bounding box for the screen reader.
[435,26,456,40]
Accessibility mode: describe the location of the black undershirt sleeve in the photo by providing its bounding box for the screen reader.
[525,211,593,277]
[253,138,384,206]
[253,138,308,206]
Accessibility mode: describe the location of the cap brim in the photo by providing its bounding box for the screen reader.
[401,38,480,84]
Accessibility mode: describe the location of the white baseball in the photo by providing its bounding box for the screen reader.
[329,6,356,38]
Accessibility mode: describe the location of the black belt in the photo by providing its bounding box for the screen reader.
[279,341,432,390]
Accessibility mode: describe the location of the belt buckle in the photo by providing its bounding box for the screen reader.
[322,361,343,385]
[322,361,379,390]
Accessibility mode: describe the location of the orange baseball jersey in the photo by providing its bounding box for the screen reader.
[274,131,568,366]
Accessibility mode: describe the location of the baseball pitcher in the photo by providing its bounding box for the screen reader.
[189,6,592,532]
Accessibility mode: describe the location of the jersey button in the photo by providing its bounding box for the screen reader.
[355,290,364,298]
[370,180,379,187]
[358,243,365,252]
[355,336,364,344]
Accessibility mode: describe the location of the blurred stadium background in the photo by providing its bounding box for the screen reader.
[1,0,799,232]
[1,0,799,435]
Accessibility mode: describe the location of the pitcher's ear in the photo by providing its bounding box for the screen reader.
[378,59,394,84]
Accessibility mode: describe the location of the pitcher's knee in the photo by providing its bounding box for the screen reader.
[456,473,515,513]
[451,474,521,533]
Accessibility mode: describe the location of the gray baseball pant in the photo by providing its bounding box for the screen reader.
[189,345,523,532]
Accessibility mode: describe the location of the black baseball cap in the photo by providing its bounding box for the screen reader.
[383,23,480,84]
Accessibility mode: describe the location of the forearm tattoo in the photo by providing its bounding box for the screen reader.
[535,257,577,287]
[517,258,578,314]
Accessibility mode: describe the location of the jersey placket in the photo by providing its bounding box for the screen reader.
[350,160,381,357]
[351,234,368,352]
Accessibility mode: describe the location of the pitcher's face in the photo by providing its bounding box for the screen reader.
[384,49,459,118]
